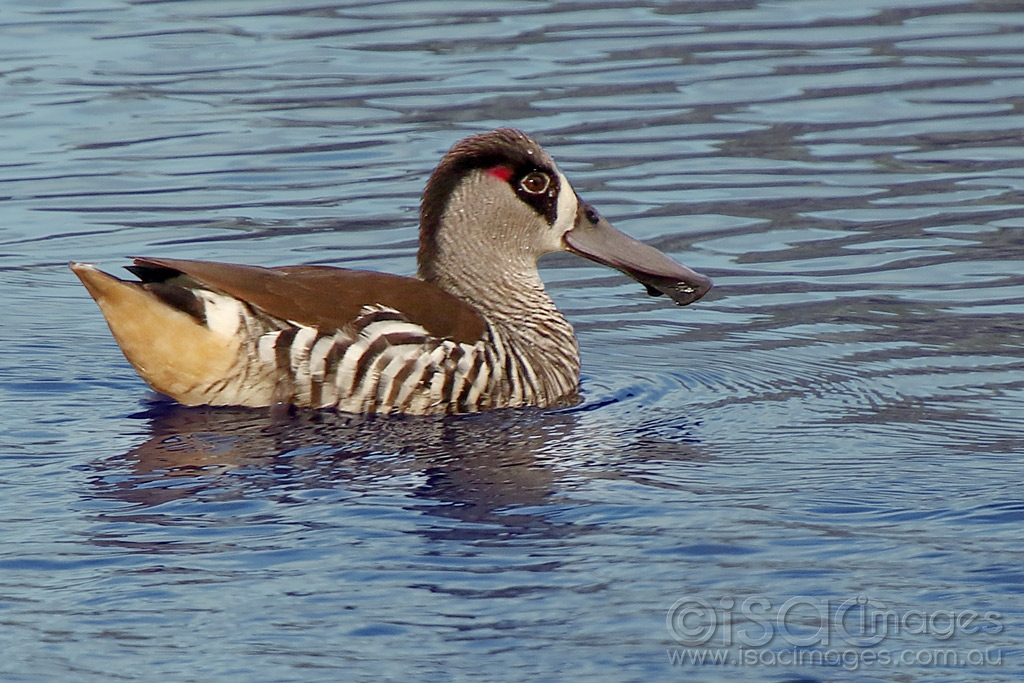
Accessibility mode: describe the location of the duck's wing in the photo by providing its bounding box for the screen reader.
[127,257,487,345]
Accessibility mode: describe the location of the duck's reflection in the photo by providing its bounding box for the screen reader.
[90,399,587,533]
[88,393,709,539]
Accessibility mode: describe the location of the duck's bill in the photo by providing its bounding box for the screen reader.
[563,202,712,306]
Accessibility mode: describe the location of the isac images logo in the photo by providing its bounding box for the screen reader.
[665,595,1003,672]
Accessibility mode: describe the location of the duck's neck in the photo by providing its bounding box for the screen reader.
[491,282,581,406]
[417,170,581,403]
[425,263,580,405]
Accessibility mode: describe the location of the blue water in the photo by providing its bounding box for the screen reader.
[1,1,1022,681]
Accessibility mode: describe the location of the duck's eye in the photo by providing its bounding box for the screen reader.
[520,172,550,195]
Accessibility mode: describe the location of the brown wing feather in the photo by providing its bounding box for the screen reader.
[130,257,487,345]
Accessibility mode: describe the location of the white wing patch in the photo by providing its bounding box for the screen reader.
[198,291,244,337]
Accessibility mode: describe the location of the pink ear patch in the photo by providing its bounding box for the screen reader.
[487,165,514,182]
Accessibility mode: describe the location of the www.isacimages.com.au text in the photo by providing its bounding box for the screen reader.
[667,646,1003,671]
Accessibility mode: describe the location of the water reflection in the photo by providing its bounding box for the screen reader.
[87,391,716,538]
[89,401,580,530]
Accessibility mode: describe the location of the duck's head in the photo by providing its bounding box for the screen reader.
[418,128,712,308]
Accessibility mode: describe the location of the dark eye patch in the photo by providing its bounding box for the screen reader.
[512,167,559,225]
[520,172,550,194]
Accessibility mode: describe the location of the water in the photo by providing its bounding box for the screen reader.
[1,1,1022,680]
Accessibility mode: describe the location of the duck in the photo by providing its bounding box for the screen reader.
[71,128,711,415]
